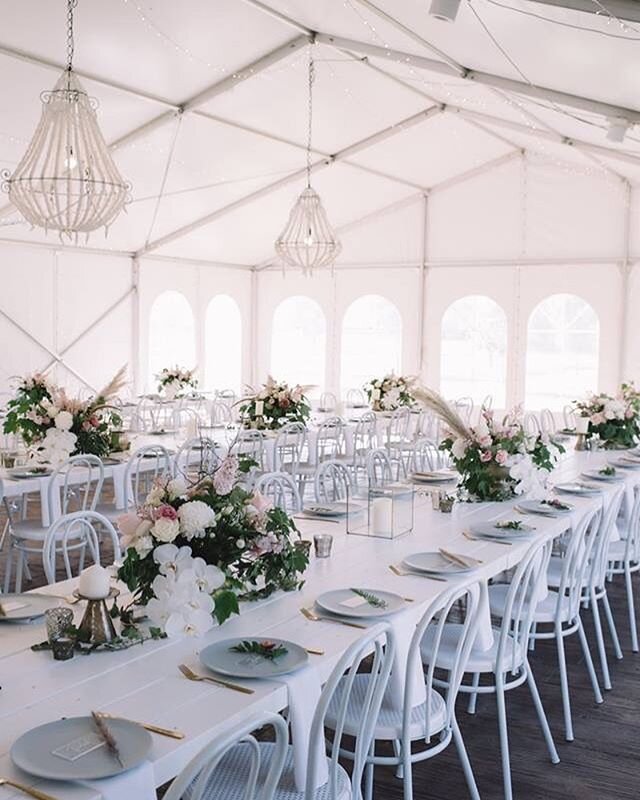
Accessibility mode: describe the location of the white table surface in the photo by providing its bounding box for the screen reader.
[0,447,636,799]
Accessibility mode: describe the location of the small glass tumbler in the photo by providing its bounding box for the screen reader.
[51,636,75,661]
[313,533,333,558]
[45,607,74,643]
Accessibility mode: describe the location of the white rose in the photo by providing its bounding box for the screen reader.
[54,410,74,431]
[167,477,188,500]
[134,534,154,558]
[153,517,180,543]
[451,438,468,459]
[146,485,165,507]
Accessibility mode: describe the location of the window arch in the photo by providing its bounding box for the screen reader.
[205,295,242,394]
[341,294,402,392]
[271,296,326,392]
[440,295,507,407]
[148,291,196,389]
[525,293,599,410]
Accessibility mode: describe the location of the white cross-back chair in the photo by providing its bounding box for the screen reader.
[326,581,482,800]
[608,484,640,652]
[492,508,604,743]
[42,510,121,584]
[123,445,173,510]
[4,454,105,592]
[432,538,560,800]
[168,624,395,800]
[254,472,302,514]
[164,713,289,800]
[314,461,353,504]
[174,437,219,481]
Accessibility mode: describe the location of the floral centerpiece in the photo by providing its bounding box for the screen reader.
[116,454,308,636]
[3,368,126,465]
[574,383,640,449]
[415,387,563,502]
[239,376,311,431]
[365,374,415,412]
[156,366,197,400]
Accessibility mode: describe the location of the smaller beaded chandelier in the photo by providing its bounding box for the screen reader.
[3,0,129,239]
[275,47,341,276]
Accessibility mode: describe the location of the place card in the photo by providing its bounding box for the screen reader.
[52,732,106,762]
[340,596,369,609]
[0,600,29,613]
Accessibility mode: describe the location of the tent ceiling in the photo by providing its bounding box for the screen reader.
[1,0,639,263]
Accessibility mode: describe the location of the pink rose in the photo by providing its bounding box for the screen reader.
[478,436,492,448]
[591,412,605,426]
[495,449,508,465]
[249,490,273,515]
[480,451,492,462]
[155,504,178,521]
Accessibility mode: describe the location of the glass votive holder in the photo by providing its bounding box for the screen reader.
[313,533,333,558]
[439,494,455,513]
[45,607,74,643]
[51,636,75,661]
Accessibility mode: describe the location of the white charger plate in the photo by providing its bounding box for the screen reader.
[316,588,405,618]
[517,499,573,516]
[581,469,624,483]
[554,482,601,495]
[403,551,474,575]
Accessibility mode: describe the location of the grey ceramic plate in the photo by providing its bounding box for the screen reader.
[555,482,601,495]
[581,469,624,482]
[8,466,52,479]
[316,588,405,618]
[470,522,534,539]
[11,716,152,781]
[304,502,350,517]
[0,593,56,622]
[517,499,573,515]
[411,470,458,483]
[200,637,309,679]
[403,551,474,575]
[613,457,640,469]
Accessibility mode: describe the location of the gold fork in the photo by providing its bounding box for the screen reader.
[388,564,448,582]
[178,664,254,695]
[300,607,367,629]
[0,778,59,800]
[95,712,185,739]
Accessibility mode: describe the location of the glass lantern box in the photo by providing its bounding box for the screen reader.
[347,483,415,539]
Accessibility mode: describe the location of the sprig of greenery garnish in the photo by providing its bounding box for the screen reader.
[495,520,524,530]
[350,588,388,608]
[600,465,616,476]
[542,498,571,511]
[230,639,288,661]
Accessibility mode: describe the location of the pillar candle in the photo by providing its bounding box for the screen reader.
[371,497,393,536]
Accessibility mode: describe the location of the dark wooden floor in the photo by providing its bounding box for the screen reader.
[3,505,639,800]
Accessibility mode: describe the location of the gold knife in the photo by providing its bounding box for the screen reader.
[96,712,185,739]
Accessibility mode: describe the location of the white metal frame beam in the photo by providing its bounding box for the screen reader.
[528,0,640,23]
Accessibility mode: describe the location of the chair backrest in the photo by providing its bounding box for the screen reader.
[312,623,395,800]
[174,437,219,481]
[480,394,493,411]
[314,460,353,503]
[523,412,540,435]
[43,510,122,584]
[315,416,345,462]
[47,454,104,523]
[231,429,265,470]
[563,404,576,430]
[406,579,482,750]
[163,712,289,800]
[454,397,473,424]
[211,400,232,425]
[589,486,625,589]
[346,388,367,408]
[496,536,554,675]
[366,448,394,488]
[353,411,377,453]
[410,438,441,473]
[622,485,640,565]
[539,408,556,434]
[216,389,237,406]
[553,507,602,624]
[387,406,411,443]
[254,472,302,513]
[318,392,337,413]
[124,445,173,509]
[273,422,307,473]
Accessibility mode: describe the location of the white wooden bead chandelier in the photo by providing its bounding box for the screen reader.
[275,46,341,276]
[2,0,129,239]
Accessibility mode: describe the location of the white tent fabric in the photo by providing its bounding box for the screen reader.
[0,0,638,402]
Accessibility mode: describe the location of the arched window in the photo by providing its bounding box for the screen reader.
[271,296,326,392]
[341,295,402,392]
[148,291,196,389]
[440,295,507,407]
[205,295,242,394]
[525,293,599,410]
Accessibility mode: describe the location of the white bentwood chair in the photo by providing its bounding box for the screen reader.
[365,449,396,488]
[608,484,640,652]
[42,510,121,584]
[254,472,303,514]
[314,460,353,504]
[174,436,219,480]
[122,444,173,510]
[168,624,395,800]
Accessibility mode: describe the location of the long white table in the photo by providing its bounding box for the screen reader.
[0,449,635,799]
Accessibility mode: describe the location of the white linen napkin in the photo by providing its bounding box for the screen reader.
[278,664,328,793]
[387,606,427,711]
[79,761,156,800]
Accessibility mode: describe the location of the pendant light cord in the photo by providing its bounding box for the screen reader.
[66,0,78,72]
[306,45,315,189]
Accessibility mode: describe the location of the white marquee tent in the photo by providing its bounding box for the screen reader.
[1,0,639,409]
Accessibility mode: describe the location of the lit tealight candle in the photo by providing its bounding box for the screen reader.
[78,564,111,600]
[371,497,393,536]
[372,389,381,402]
[575,416,589,434]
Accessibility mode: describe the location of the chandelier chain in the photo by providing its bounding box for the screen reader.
[66,0,78,72]
[306,45,315,189]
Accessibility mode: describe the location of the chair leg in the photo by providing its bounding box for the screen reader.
[590,592,612,690]
[452,715,480,800]
[601,591,623,661]
[14,549,25,593]
[555,627,574,742]
[624,568,639,653]
[365,740,375,800]
[392,739,404,779]
[525,662,560,763]
[577,617,603,704]
[495,679,513,800]
[467,673,480,714]
[3,541,14,592]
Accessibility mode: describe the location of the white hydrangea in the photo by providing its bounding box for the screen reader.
[54,410,74,431]
[178,500,216,540]
[152,517,180,543]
